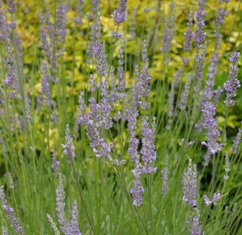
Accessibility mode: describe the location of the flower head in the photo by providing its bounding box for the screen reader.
[182,159,197,207]
[111,0,128,24]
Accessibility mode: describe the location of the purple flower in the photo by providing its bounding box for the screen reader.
[40,28,51,59]
[203,52,219,102]
[56,174,82,235]
[224,52,241,107]
[80,114,113,159]
[194,0,206,48]
[0,8,10,41]
[51,151,59,173]
[99,97,113,129]
[184,28,194,52]
[230,128,242,154]
[8,0,16,14]
[72,0,84,25]
[130,7,137,40]
[178,73,193,110]
[111,0,128,24]
[4,39,16,98]
[201,101,222,155]
[56,173,69,232]
[204,192,221,206]
[56,3,67,44]
[161,155,169,196]
[24,92,33,123]
[139,40,151,102]
[213,6,228,27]
[194,46,206,93]
[61,124,75,163]
[40,61,53,106]
[0,186,24,235]
[93,141,113,159]
[68,200,82,235]
[161,6,175,54]
[117,37,126,91]
[127,80,141,162]
[182,159,197,207]
[189,213,204,235]
[141,116,157,174]
[92,0,99,12]
[130,162,144,206]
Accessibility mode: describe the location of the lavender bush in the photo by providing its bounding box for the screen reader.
[0,0,242,234]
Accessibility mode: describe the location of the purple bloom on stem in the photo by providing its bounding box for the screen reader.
[117,37,126,91]
[139,40,151,103]
[56,3,67,44]
[56,174,82,235]
[68,200,82,235]
[4,39,16,98]
[161,7,175,54]
[201,101,222,155]
[204,192,221,206]
[203,52,219,102]
[178,73,193,111]
[230,128,242,154]
[40,61,53,106]
[130,162,144,206]
[51,151,59,173]
[8,0,16,14]
[183,9,194,53]
[111,0,128,24]
[62,124,75,163]
[40,28,51,59]
[213,6,228,27]
[141,116,157,174]
[182,159,197,207]
[194,0,206,48]
[189,213,204,235]
[92,0,99,12]
[224,52,240,107]
[130,7,137,40]
[0,186,24,235]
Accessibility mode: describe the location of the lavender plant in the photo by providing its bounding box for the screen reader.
[0,0,241,234]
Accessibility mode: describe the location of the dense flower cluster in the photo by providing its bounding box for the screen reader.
[111,0,128,24]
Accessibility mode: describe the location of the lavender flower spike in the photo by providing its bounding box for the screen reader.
[182,159,197,207]
[130,162,144,206]
[111,0,128,24]
[69,200,82,235]
[201,101,222,155]
[0,186,24,235]
[189,213,204,235]
[4,39,16,98]
[224,52,241,107]
[194,0,206,48]
[56,174,82,235]
[141,116,157,174]
[62,124,75,163]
